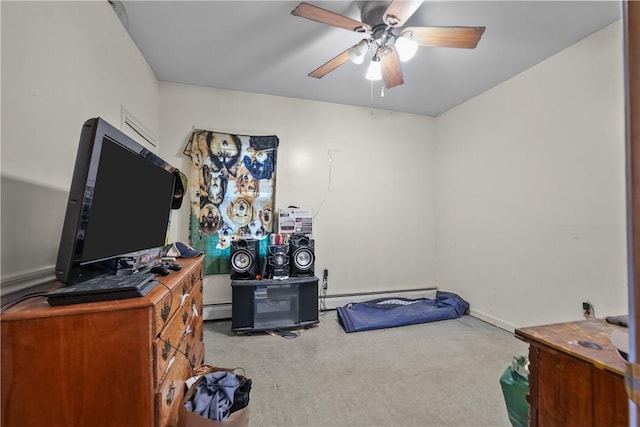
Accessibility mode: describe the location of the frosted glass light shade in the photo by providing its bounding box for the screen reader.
[365,59,382,80]
[348,39,369,65]
[395,36,418,62]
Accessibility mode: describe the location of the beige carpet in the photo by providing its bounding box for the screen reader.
[202,313,528,427]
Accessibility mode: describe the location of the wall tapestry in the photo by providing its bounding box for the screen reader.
[183,130,278,275]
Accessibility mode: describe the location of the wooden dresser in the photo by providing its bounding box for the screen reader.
[515,319,628,427]
[1,257,204,427]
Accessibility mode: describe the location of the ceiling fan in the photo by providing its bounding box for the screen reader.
[291,1,485,89]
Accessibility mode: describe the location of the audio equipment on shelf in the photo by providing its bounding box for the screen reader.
[289,235,315,277]
[266,244,289,279]
[230,239,260,280]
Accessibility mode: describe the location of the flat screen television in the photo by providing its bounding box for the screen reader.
[55,117,176,286]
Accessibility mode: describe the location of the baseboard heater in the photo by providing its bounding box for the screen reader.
[202,287,438,321]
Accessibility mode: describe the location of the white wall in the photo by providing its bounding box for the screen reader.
[159,84,438,304]
[1,1,627,331]
[1,1,160,284]
[435,21,627,330]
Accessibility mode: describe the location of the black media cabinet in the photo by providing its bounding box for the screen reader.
[231,276,319,332]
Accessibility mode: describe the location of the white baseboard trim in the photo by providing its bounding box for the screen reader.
[201,287,438,321]
[469,308,518,333]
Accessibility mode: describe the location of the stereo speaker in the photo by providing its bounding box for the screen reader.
[230,239,259,280]
[289,235,315,277]
[267,244,289,279]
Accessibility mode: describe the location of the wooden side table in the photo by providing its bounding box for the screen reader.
[515,319,628,427]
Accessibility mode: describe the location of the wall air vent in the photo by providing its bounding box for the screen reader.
[121,106,158,148]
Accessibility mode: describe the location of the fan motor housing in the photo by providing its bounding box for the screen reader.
[359,1,392,26]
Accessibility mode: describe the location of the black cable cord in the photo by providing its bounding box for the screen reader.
[275,330,299,339]
[3,277,173,316]
[154,279,203,376]
[319,274,328,315]
[156,279,174,315]
[156,334,196,373]
[0,291,50,314]
[155,278,182,357]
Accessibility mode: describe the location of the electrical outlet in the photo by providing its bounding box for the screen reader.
[582,301,594,319]
[323,269,328,279]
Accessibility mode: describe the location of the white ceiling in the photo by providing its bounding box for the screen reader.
[112,1,622,117]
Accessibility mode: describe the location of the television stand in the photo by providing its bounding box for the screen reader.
[231,276,319,332]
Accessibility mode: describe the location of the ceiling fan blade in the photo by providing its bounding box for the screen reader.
[379,46,404,89]
[383,0,423,27]
[401,26,486,49]
[291,2,370,33]
[308,49,351,79]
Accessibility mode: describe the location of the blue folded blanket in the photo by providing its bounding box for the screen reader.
[336,291,470,333]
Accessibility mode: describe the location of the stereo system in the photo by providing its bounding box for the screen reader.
[266,244,290,279]
[288,235,315,277]
[229,236,315,280]
[230,239,260,280]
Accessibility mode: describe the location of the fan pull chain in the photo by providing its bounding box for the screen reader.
[370,79,374,114]
[369,81,386,114]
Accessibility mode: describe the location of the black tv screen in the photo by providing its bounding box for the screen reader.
[55,117,175,285]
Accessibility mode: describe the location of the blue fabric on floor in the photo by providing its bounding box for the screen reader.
[336,291,470,333]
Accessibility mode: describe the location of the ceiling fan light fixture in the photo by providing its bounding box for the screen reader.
[348,39,369,65]
[365,57,382,81]
[291,1,486,89]
[395,34,418,62]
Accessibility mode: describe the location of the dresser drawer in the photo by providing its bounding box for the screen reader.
[153,264,202,334]
[181,318,204,368]
[155,303,195,382]
[155,282,203,383]
[1,257,204,427]
[189,339,205,370]
[155,354,191,427]
[179,285,204,368]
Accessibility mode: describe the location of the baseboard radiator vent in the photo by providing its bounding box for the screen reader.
[203,303,232,321]
[321,288,438,311]
[201,288,438,321]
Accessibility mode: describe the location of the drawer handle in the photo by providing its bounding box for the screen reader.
[166,383,175,405]
[182,283,188,295]
[185,342,191,359]
[190,274,195,286]
[162,339,171,360]
[180,293,190,307]
[192,303,199,318]
[182,310,189,325]
[161,302,170,323]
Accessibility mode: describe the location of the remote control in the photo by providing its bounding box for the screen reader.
[150,265,170,276]
[164,262,182,271]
